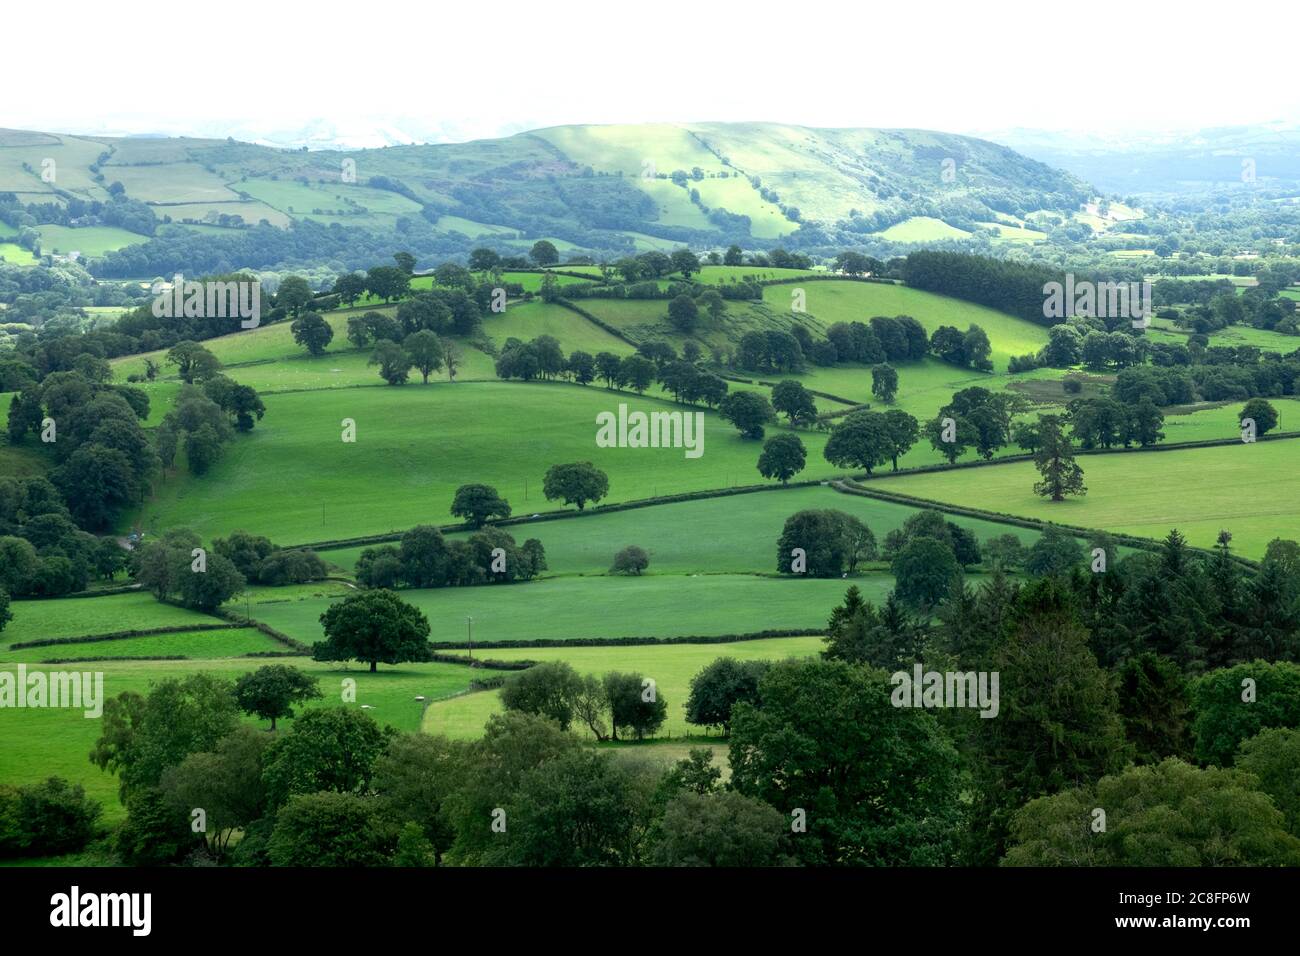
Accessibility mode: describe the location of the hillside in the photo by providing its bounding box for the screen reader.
[0,122,1091,273]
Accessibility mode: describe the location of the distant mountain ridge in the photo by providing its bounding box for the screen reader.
[0,122,1092,267]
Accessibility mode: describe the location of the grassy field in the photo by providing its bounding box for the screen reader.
[241,573,893,647]
[875,438,1300,557]
[35,225,147,257]
[128,381,836,544]
[2,592,220,646]
[0,243,39,265]
[1,627,285,662]
[422,635,825,740]
[875,216,972,242]
[318,483,1063,576]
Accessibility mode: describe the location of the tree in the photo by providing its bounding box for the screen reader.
[332,272,367,307]
[268,792,393,867]
[53,444,138,530]
[670,248,700,277]
[173,548,245,612]
[403,330,444,384]
[969,580,1130,863]
[365,265,410,303]
[729,658,963,866]
[233,665,323,731]
[718,391,775,439]
[1025,525,1083,577]
[891,537,960,610]
[450,483,511,528]
[468,248,501,272]
[611,545,650,575]
[617,355,655,394]
[770,380,817,424]
[1240,397,1279,437]
[393,251,417,275]
[757,433,806,484]
[313,589,433,672]
[603,672,667,741]
[653,790,790,866]
[159,725,270,860]
[1237,728,1300,836]
[1190,661,1300,766]
[667,294,699,332]
[1117,653,1192,764]
[880,409,920,470]
[723,244,743,266]
[370,339,413,385]
[1003,759,1300,866]
[90,673,240,800]
[566,350,596,385]
[542,462,609,511]
[500,662,584,730]
[685,657,769,735]
[824,410,893,474]
[871,364,899,403]
[0,588,9,635]
[529,240,559,266]
[263,706,392,806]
[166,341,220,384]
[1033,414,1085,501]
[290,312,333,356]
[275,275,315,316]
[595,352,622,388]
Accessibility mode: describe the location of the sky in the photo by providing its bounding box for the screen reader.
[5,0,1298,147]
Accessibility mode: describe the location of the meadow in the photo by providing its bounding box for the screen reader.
[128,380,836,544]
[422,635,826,740]
[240,573,892,647]
[875,438,1300,557]
[319,483,1062,575]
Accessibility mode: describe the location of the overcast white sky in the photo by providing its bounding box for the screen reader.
[5,0,1297,145]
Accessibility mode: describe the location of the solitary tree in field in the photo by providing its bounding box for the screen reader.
[1240,398,1279,437]
[871,364,899,403]
[167,341,221,383]
[719,391,775,440]
[543,462,609,511]
[1033,415,1086,502]
[771,380,817,425]
[450,483,512,527]
[291,312,333,356]
[313,589,432,672]
[234,665,323,730]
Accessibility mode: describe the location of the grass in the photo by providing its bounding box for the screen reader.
[35,225,147,257]
[0,656,479,822]
[319,484,1062,576]
[875,438,1300,557]
[0,243,38,265]
[422,635,825,740]
[875,216,972,242]
[128,380,835,544]
[2,592,220,646]
[1,628,285,662]
[241,573,894,648]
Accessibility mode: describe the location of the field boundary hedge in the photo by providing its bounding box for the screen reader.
[208,607,311,653]
[7,622,240,651]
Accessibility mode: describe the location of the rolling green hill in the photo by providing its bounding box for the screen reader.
[0,122,1090,271]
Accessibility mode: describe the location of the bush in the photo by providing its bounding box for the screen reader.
[0,777,101,858]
